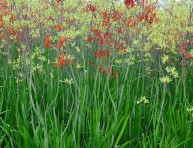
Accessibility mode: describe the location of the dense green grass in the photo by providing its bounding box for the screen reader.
[1,43,193,148]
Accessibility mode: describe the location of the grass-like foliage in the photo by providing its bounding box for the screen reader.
[0,0,193,147]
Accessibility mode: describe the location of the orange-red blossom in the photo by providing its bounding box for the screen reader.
[54,52,72,68]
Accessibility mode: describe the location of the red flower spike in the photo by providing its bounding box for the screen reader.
[103,67,112,77]
[190,61,193,67]
[114,40,120,48]
[113,71,118,78]
[124,0,135,8]
[118,46,126,53]
[98,66,103,73]
[87,36,93,42]
[100,11,110,27]
[103,32,111,38]
[83,4,96,12]
[54,52,65,67]
[58,58,65,66]
[112,10,121,21]
[184,52,191,59]
[94,50,110,58]
[118,28,122,34]
[55,24,62,31]
[44,36,51,48]
[59,37,65,47]
[92,13,97,19]
[103,71,108,76]
[54,51,72,68]
[99,39,104,45]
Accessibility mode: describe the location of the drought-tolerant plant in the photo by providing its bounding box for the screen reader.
[0,0,193,147]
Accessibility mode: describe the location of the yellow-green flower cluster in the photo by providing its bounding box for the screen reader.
[137,96,149,104]
[159,75,172,84]
[161,55,169,64]
[60,78,73,85]
[165,66,179,78]
[187,106,193,117]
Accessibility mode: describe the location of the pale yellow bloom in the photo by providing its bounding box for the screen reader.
[159,75,172,83]
[137,96,149,104]
[161,55,169,64]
